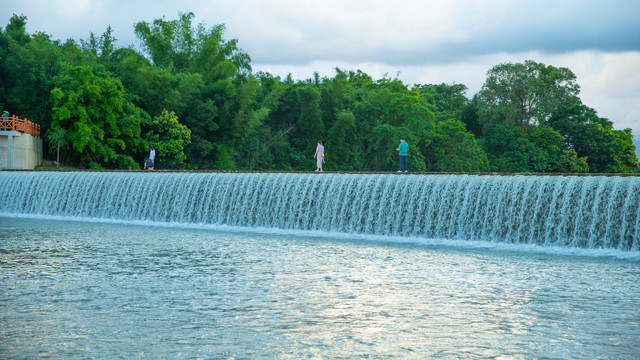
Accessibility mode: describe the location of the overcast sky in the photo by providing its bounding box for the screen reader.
[2,0,639,143]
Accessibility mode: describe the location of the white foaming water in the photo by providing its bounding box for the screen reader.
[1,171,639,254]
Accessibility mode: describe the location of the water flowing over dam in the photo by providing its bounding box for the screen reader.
[1,171,639,251]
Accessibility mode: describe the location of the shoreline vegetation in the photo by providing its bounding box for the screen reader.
[4,168,639,177]
[1,12,638,174]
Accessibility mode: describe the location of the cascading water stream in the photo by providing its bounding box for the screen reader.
[1,171,638,251]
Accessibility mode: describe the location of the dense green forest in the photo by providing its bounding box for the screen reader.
[1,13,638,173]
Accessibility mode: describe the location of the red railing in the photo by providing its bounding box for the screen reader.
[0,115,41,138]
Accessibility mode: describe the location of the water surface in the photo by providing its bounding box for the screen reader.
[1,217,639,359]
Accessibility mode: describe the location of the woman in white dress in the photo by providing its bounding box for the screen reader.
[314,140,324,172]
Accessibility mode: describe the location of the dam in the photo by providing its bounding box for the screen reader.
[1,171,638,251]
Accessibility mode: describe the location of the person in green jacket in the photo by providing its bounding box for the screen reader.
[1,110,9,130]
[396,137,408,172]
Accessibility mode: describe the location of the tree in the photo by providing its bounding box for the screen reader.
[295,85,324,167]
[80,26,117,70]
[0,17,78,141]
[326,110,356,170]
[50,65,149,169]
[461,97,482,137]
[134,12,194,71]
[419,83,468,124]
[555,148,589,173]
[502,138,549,172]
[129,66,203,118]
[134,12,251,75]
[4,14,30,45]
[525,126,588,172]
[181,99,219,169]
[233,73,286,170]
[144,110,191,169]
[45,127,67,167]
[549,103,639,173]
[360,79,434,171]
[260,76,301,170]
[478,60,580,132]
[427,120,489,172]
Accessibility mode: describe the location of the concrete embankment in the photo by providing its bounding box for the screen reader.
[0,131,43,170]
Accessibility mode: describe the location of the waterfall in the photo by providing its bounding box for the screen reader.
[1,171,638,251]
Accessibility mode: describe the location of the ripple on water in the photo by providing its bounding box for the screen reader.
[1,217,639,359]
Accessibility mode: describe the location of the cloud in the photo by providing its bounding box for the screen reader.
[4,0,638,64]
[572,52,640,133]
[219,0,640,66]
[52,0,95,18]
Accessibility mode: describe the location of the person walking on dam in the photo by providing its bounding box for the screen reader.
[314,140,325,172]
[396,137,408,173]
[149,146,156,169]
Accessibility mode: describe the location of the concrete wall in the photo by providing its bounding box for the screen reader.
[0,131,43,169]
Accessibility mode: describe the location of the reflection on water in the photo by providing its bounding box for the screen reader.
[1,217,639,359]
